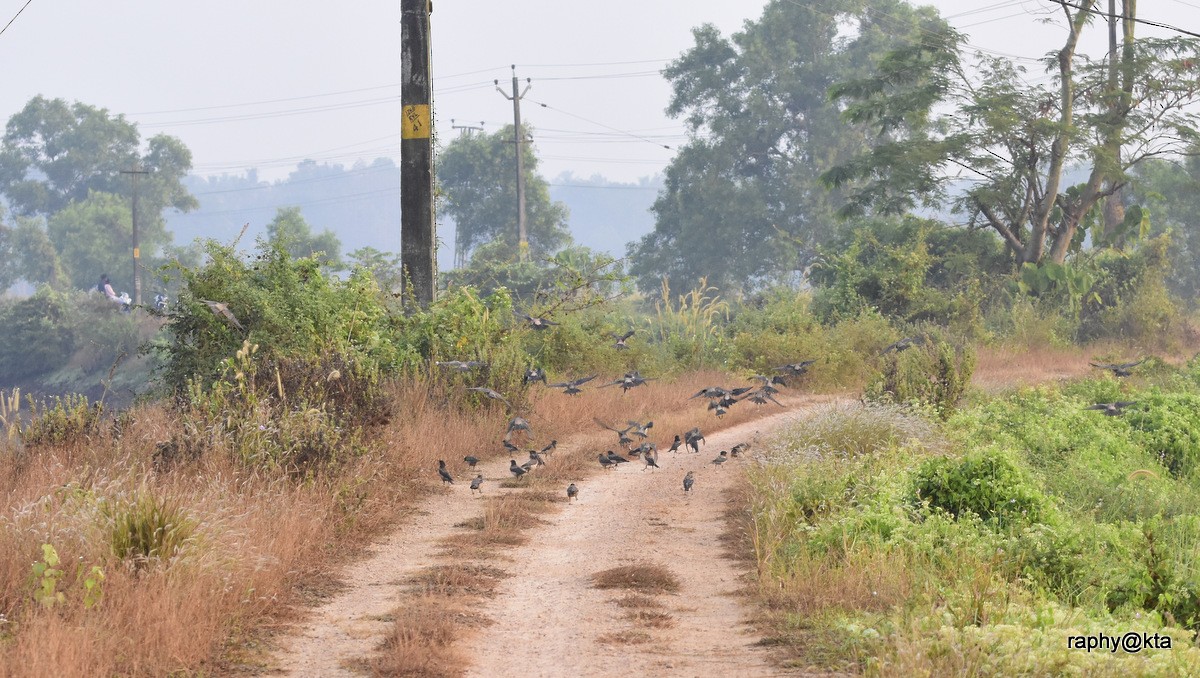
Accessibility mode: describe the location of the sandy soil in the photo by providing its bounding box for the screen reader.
[268,396,840,677]
[461,399,841,678]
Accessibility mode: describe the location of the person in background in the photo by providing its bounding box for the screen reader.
[97,274,130,309]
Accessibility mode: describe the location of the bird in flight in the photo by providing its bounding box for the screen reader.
[610,330,635,350]
[517,312,558,330]
[1090,358,1149,378]
[201,300,245,331]
[467,387,512,409]
[1085,401,1139,416]
[436,360,487,372]
[523,367,547,385]
[548,375,598,396]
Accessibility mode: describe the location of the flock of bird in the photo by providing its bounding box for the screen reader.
[430,325,824,501]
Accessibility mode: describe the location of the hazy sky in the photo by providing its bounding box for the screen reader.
[1,0,1198,186]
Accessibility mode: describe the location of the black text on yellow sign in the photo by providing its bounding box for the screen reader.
[402,105,431,139]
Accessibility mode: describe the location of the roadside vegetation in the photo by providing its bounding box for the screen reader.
[743,361,1200,675]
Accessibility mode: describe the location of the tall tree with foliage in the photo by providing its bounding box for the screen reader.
[0,96,197,220]
[628,0,943,293]
[437,125,570,264]
[824,1,1200,266]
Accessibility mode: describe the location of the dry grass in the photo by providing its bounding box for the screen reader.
[368,595,482,677]
[623,608,675,629]
[408,563,506,598]
[614,594,660,609]
[596,631,654,646]
[592,563,681,594]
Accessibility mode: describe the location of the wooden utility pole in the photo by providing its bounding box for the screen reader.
[121,165,149,305]
[400,0,435,306]
[495,66,532,260]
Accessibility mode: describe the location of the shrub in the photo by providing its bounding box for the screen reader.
[865,331,975,418]
[910,449,1047,525]
[20,394,103,448]
[1122,392,1200,478]
[101,493,196,567]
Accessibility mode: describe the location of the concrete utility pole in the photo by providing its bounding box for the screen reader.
[120,165,149,305]
[495,66,532,260]
[400,0,436,306]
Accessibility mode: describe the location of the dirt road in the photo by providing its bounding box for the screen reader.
[270,397,840,676]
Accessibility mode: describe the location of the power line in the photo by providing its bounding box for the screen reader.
[527,98,675,150]
[1044,0,1200,39]
[0,0,33,39]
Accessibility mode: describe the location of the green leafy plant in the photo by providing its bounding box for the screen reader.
[910,449,1047,526]
[31,544,65,609]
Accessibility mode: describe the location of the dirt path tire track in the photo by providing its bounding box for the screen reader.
[271,457,511,676]
[463,397,842,678]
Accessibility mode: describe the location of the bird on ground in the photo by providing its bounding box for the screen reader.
[601,370,654,393]
[502,439,520,453]
[523,367,547,385]
[1085,401,1139,416]
[509,460,527,479]
[437,460,454,485]
[667,435,682,453]
[730,443,750,458]
[775,360,816,377]
[521,458,538,472]
[606,450,631,465]
[880,337,925,355]
[467,387,512,409]
[541,440,558,456]
[643,448,660,471]
[518,312,558,330]
[463,455,479,468]
[470,474,484,494]
[627,420,654,439]
[710,451,729,467]
[201,300,245,331]
[1090,358,1149,378]
[527,450,546,467]
[595,418,636,448]
[435,360,486,372]
[610,330,635,350]
[683,471,695,493]
[548,375,598,396]
[598,453,616,470]
[684,428,705,453]
[567,483,579,502]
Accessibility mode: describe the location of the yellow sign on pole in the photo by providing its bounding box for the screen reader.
[402,104,431,139]
[133,247,140,259]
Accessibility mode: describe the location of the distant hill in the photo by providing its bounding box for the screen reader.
[166,161,662,269]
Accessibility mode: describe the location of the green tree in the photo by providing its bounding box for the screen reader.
[824,1,1200,266]
[0,96,197,220]
[266,206,342,268]
[47,191,174,292]
[437,125,571,263]
[347,246,403,292]
[1131,155,1200,302]
[628,0,941,293]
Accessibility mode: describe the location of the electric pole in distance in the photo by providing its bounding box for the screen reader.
[400,0,435,306]
[121,165,149,305]
[496,66,531,261]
